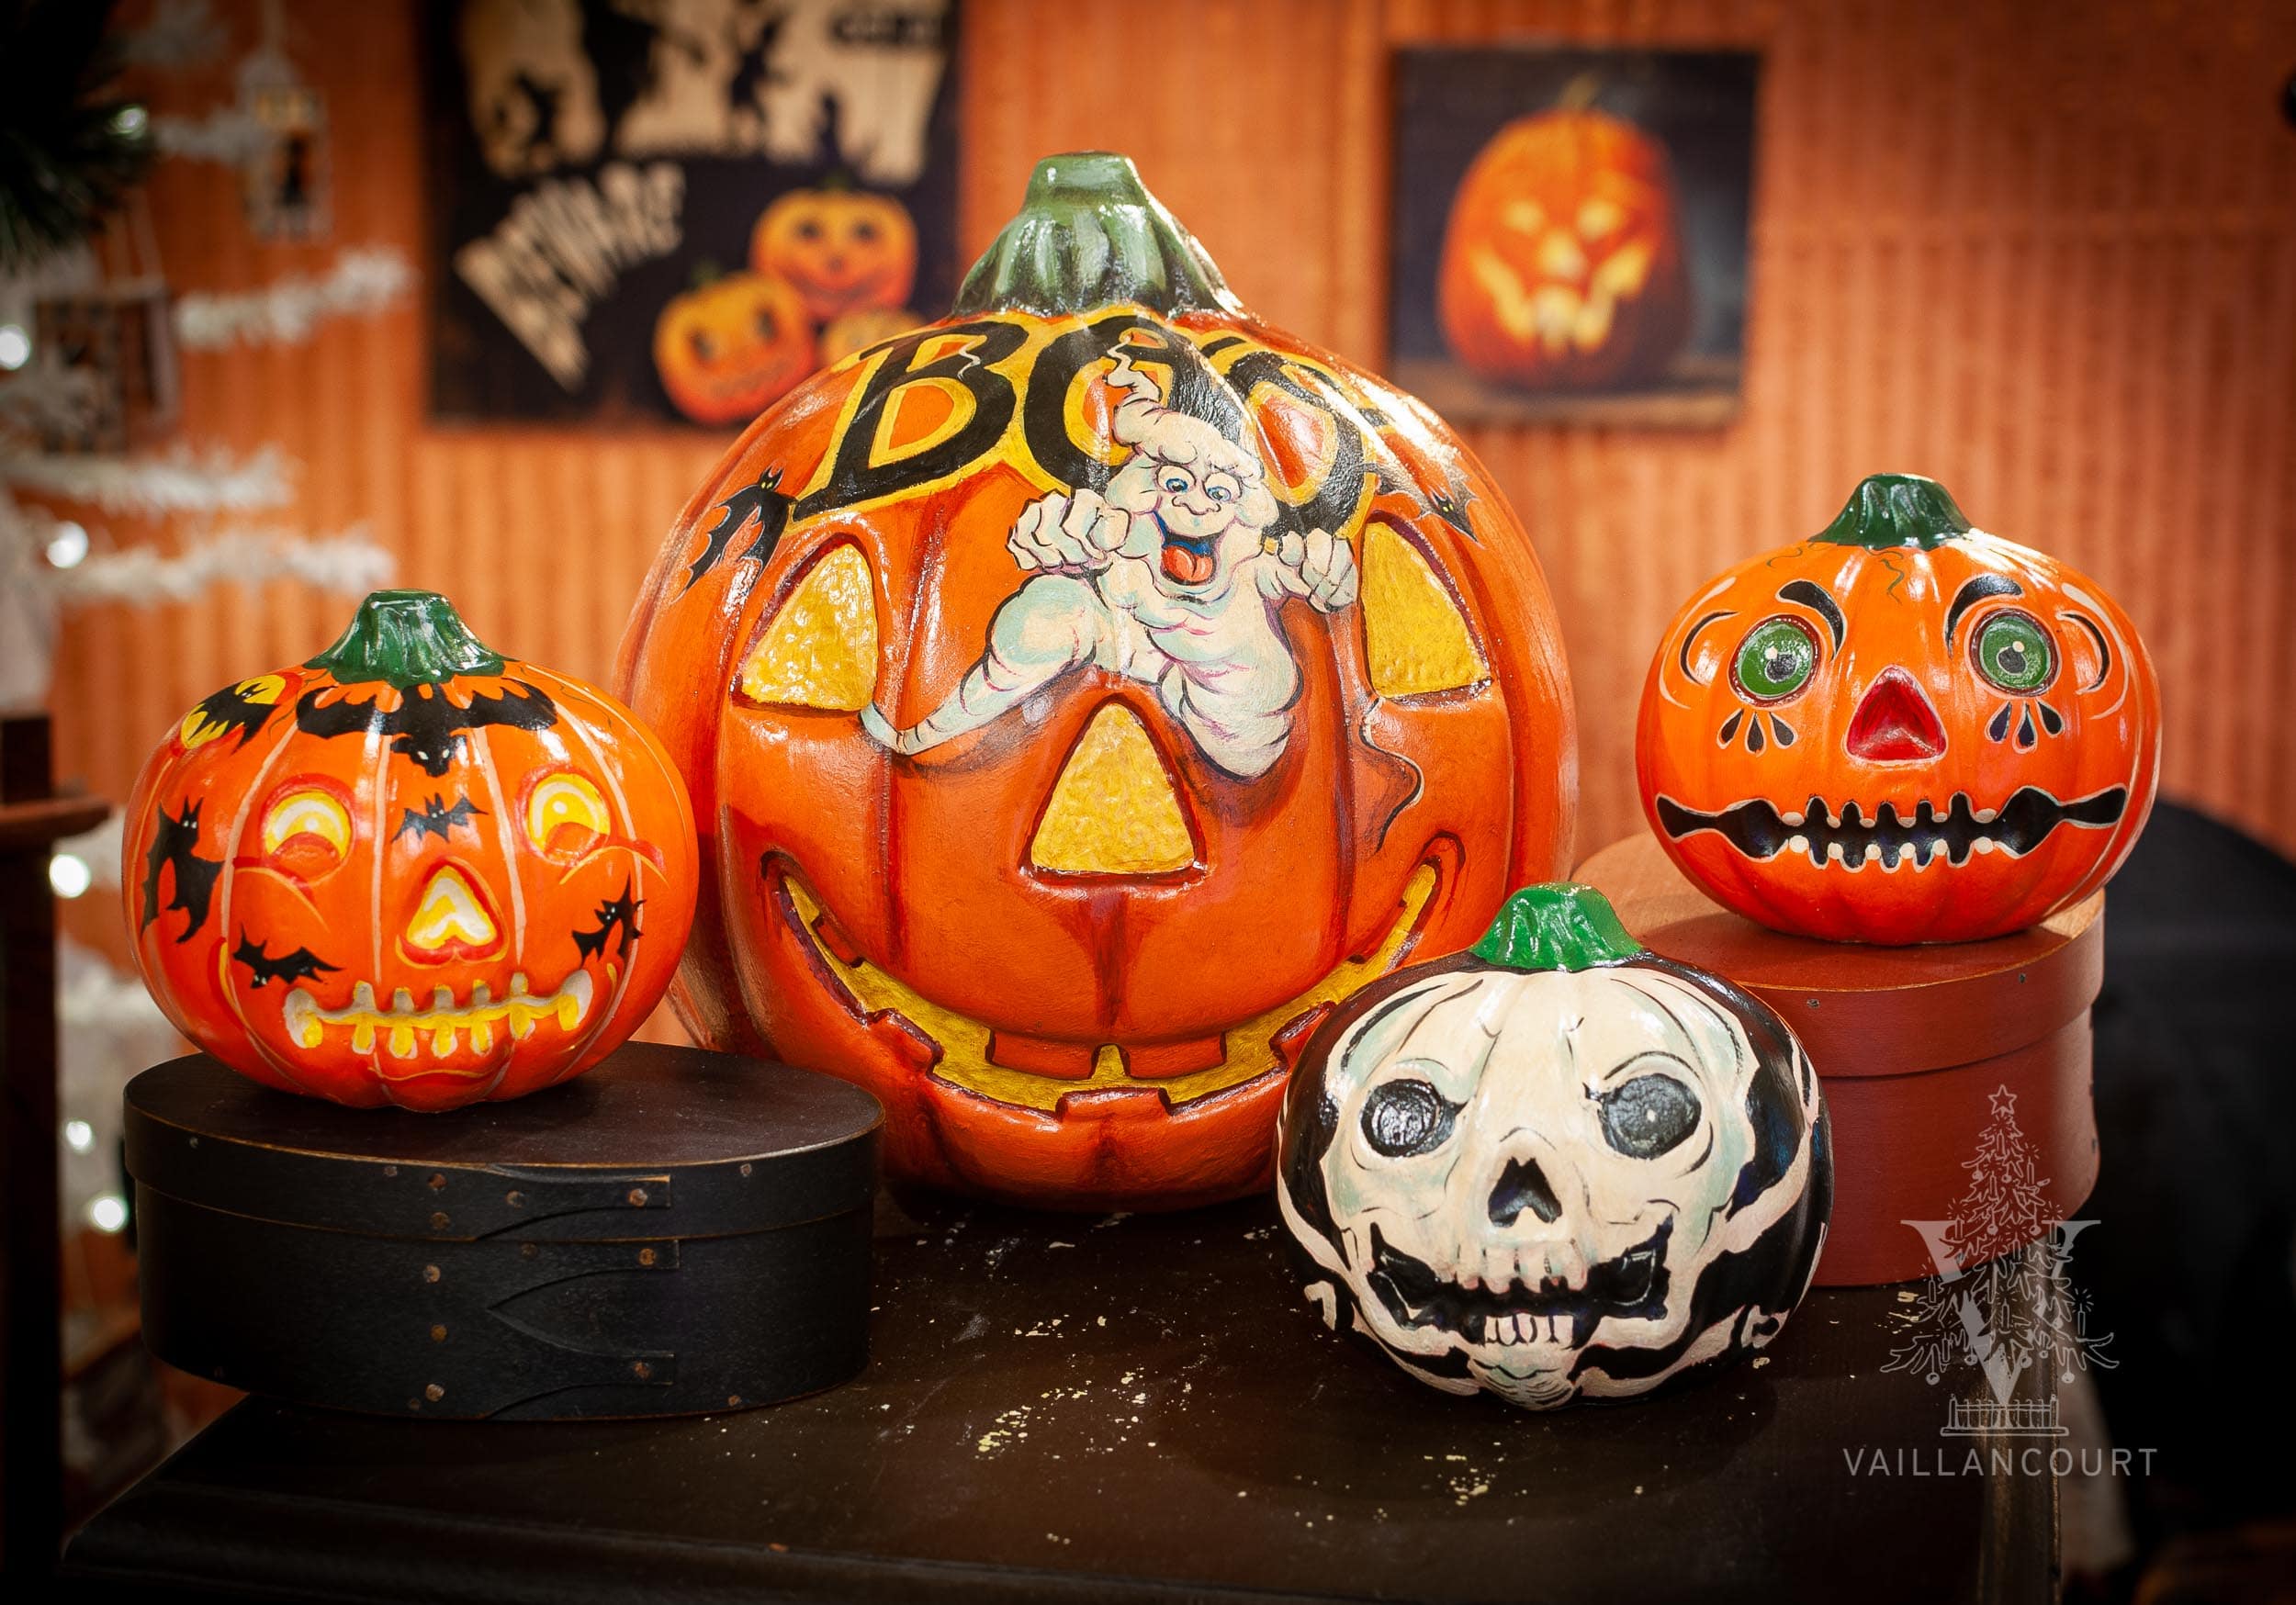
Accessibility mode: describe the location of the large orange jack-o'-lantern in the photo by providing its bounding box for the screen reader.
[125,590,699,1111]
[620,152,1577,1208]
[1637,475,2160,945]
[1438,105,1691,391]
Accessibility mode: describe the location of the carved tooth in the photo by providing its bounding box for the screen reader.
[469,1020,493,1054]
[352,982,376,1011]
[1974,837,1996,855]
[471,982,490,1006]
[509,1005,535,1041]
[392,987,415,1017]
[433,985,455,1012]
[282,989,322,1049]
[558,970,595,1028]
[351,1020,376,1054]
[388,1024,417,1059]
[1788,834,1809,856]
[431,1025,458,1057]
[510,971,530,999]
[1780,811,1804,827]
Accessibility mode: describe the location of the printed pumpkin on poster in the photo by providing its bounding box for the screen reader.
[422,0,956,425]
[1388,48,1759,425]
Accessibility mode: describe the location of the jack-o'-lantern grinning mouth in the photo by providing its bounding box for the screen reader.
[1654,786,2128,871]
[279,972,595,1070]
[1367,1218,1672,1351]
[774,859,1442,1113]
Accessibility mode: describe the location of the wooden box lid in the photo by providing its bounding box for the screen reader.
[1575,836,2103,1078]
[124,1045,884,1419]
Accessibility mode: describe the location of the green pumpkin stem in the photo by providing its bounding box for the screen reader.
[952,152,1238,320]
[1470,883,1647,973]
[307,589,505,688]
[1812,473,1973,551]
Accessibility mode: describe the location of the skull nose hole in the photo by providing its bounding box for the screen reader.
[1489,1156,1562,1227]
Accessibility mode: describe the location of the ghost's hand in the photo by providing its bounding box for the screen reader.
[1008,489,1134,574]
[1275,529,1360,612]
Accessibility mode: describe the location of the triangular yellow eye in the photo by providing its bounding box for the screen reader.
[1030,704,1196,876]
[1360,522,1489,698]
[737,544,880,712]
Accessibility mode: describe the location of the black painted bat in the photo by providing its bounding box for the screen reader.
[232,931,340,989]
[398,792,487,843]
[295,680,557,778]
[141,801,221,943]
[682,466,793,591]
[181,676,288,749]
[573,878,643,962]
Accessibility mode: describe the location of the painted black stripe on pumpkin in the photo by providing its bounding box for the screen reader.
[1988,701,2013,743]
[1681,610,1736,681]
[2067,612,2113,690]
[1632,953,1808,1215]
[1945,573,2023,646]
[1768,713,1795,747]
[1776,579,1845,650]
[2039,701,2065,736]
[1717,708,1743,747]
[1655,787,2130,868]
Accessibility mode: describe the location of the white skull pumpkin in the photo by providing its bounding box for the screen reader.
[1277,883,1831,1408]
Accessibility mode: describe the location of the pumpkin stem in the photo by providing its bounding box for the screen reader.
[307,589,506,688]
[1470,883,1647,972]
[1812,473,1974,551]
[952,152,1239,319]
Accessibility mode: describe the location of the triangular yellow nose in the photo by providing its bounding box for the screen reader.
[1030,704,1196,876]
[405,865,501,958]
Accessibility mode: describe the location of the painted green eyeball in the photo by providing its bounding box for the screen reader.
[1974,611,2055,692]
[1730,616,1818,704]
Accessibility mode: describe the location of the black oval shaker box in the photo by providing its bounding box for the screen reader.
[124,1044,881,1420]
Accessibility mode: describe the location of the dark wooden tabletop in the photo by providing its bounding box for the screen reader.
[63,1190,2054,1604]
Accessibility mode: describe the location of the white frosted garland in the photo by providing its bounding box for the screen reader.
[174,248,416,350]
[152,105,269,163]
[49,524,394,606]
[122,0,227,70]
[0,443,293,514]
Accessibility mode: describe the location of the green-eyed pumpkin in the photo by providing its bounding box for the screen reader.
[1637,474,2161,944]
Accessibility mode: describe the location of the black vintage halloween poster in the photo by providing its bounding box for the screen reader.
[422,0,961,425]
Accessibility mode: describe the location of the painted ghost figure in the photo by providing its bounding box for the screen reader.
[1278,883,1831,1409]
[860,355,1359,780]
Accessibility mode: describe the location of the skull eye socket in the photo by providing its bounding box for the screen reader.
[1598,1069,1701,1160]
[1730,616,1819,705]
[1972,609,2056,693]
[1359,1074,1460,1159]
[525,771,610,857]
[261,784,352,875]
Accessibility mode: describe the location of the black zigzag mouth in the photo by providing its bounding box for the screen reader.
[1366,1219,1671,1352]
[1654,786,2128,871]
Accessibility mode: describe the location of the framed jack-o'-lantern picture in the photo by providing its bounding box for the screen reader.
[1388,46,1759,426]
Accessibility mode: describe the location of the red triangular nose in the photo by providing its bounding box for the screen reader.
[1845,668,1947,761]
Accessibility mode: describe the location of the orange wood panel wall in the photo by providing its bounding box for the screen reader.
[49,0,2296,957]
